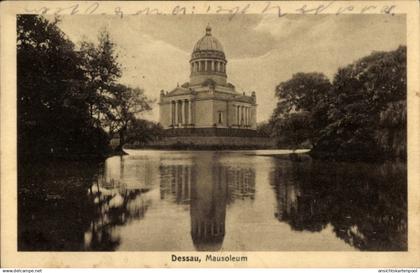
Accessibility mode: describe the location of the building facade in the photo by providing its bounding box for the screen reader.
[159,25,257,136]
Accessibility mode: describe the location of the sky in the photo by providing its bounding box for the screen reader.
[53,14,406,122]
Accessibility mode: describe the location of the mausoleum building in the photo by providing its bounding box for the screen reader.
[159,25,257,137]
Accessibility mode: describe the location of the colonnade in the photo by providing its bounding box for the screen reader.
[191,60,226,73]
[235,105,252,127]
[171,99,193,126]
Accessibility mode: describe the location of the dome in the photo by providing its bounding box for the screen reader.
[192,25,224,53]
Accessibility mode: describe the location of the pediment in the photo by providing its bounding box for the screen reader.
[167,87,193,96]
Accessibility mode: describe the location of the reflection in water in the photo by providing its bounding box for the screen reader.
[18,151,406,251]
[159,153,255,251]
[270,157,407,251]
[81,156,155,251]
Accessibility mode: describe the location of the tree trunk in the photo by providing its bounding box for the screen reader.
[114,125,128,154]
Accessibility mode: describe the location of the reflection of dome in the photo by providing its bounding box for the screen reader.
[193,25,225,53]
[191,220,225,251]
[192,236,224,251]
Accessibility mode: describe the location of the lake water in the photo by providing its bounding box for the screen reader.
[18,150,407,251]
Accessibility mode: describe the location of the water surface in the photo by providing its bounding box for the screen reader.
[19,150,407,251]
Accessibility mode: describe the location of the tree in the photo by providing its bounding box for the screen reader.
[274,72,331,115]
[125,119,164,146]
[17,15,109,159]
[79,29,122,129]
[256,121,272,137]
[270,46,406,160]
[110,85,153,151]
[312,46,406,160]
[271,73,332,147]
[272,112,312,150]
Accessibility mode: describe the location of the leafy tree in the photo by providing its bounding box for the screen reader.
[271,73,332,147]
[272,112,312,150]
[313,46,406,160]
[271,46,406,161]
[17,15,109,159]
[110,85,153,151]
[79,30,122,128]
[274,72,332,115]
[256,121,272,137]
[375,100,406,158]
[125,119,164,146]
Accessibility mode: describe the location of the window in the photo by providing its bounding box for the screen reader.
[218,111,223,124]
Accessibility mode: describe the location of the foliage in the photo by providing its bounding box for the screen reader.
[256,121,272,137]
[272,112,312,150]
[270,46,406,160]
[270,158,407,250]
[270,72,332,147]
[375,100,406,158]
[17,15,109,159]
[79,30,122,128]
[110,85,153,150]
[125,119,164,146]
[17,15,154,160]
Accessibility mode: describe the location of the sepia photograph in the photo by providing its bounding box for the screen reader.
[1,0,419,268]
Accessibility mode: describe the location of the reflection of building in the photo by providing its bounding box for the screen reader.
[190,156,228,251]
[158,154,256,251]
[226,167,255,201]
[159,25,257,137]
[101,156,159,189]
[160,164,192,204]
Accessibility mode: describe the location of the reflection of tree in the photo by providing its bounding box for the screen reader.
[271,157,407,250]
[18,159,152,251]
[18,161,102,250]
[84,174,151,251]
[158,154,256,251]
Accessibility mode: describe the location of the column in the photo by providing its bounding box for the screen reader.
[204,60,207,71]
[198,61,201,72]
[188,100,192,125]
[243,106,245,126]
[244,106,246,126]
[181,100,185,125]
[246,107,249,126]
[234,105,237,125]
[170,101,174,125]
[236,105,239,126]
[212,61,215,71]
[240,106,242,126]
[251,107,254,127]
[174,101,178,126]
[184,99,188,125]
[241,106,244,125]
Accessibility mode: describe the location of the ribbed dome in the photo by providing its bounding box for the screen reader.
[192,25,224,53]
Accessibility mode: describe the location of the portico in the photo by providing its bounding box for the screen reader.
[170,99,193,127]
